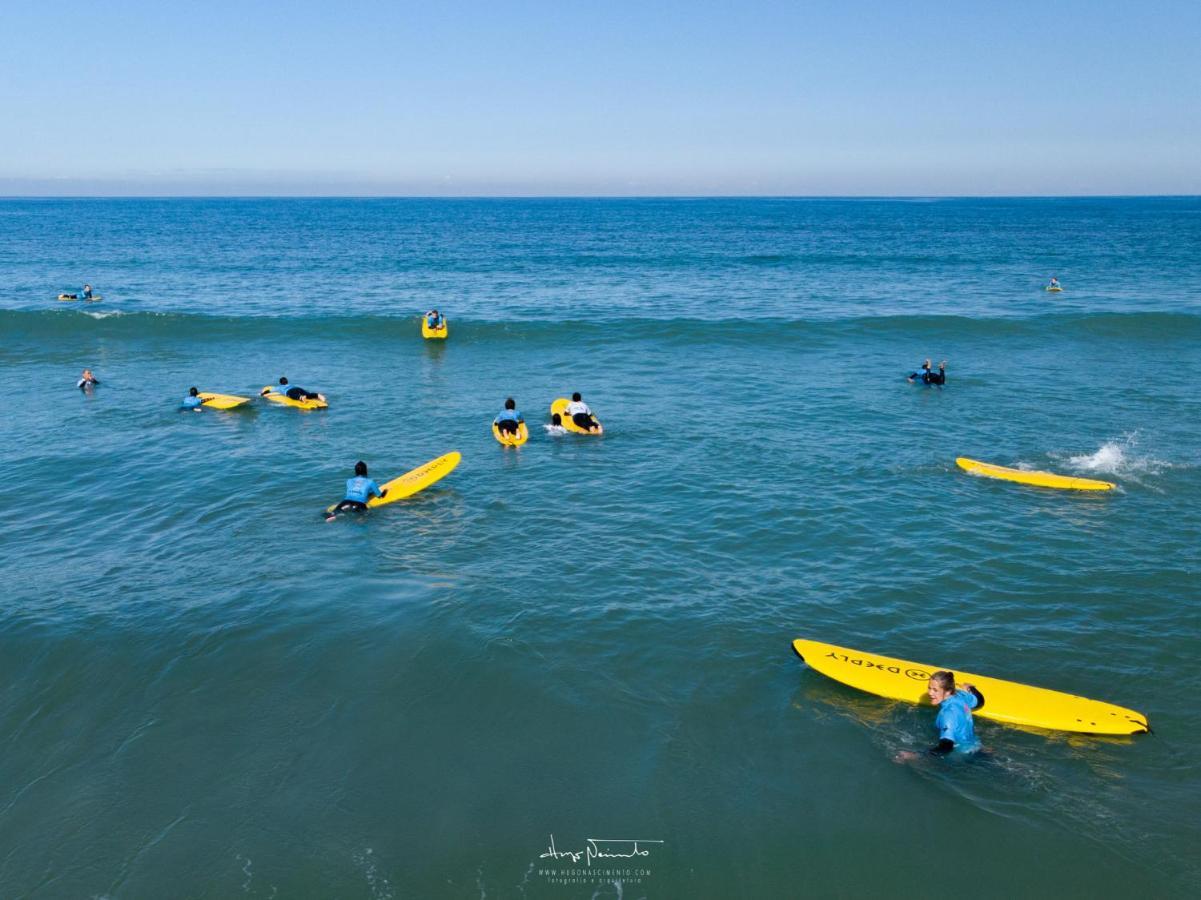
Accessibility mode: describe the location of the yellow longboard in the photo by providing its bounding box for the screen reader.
[792,638,1148,736]
[198,392,251,410]
[1046,286,1063,292]
[260,388,328,410]
[957,457,1114,491]
[58,294,103,302]
[325,451,461,514]
[421,318,448,340]
[493,421,529,446]
[550,397,603,435]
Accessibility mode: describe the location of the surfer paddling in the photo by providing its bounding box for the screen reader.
[263,377,326,403]
[907,359,946,385]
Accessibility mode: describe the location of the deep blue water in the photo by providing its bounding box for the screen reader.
[1,198,1199,898]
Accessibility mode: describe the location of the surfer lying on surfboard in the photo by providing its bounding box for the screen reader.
[494,397,524,436]
[907,359,946,385]
[263,377,326,403]
[326,461,389,520]
[895,671,984,761]
[565,393,602,433]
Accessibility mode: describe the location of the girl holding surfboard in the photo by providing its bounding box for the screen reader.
[896,671,984,761]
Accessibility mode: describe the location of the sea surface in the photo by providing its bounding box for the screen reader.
[1,197,1199,898]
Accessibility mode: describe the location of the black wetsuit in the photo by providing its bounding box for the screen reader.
[284,386,321,400]
[911,367,946,385]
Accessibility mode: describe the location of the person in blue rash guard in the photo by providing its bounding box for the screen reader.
[896,670,984,761]
[326,460,387,520]
[425,309,445,329]
[181,386,204,411]
[494,397,524,436]
[907,358,947,385]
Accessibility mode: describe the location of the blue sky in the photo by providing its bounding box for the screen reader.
[1,0,1198,195]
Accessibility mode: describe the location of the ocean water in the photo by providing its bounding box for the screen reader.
[1,197,1199,898]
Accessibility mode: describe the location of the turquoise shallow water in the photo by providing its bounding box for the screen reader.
[1,198,1200,898]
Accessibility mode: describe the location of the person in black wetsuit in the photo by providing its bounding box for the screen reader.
[263,377,326,403]
[77,368,100,391]
[907,359,947,385]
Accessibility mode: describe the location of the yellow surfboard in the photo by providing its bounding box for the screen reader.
[198,392,252,410]
[493,421,529,446]
[260,388,328,410]
[421,318,448,340]
[793,638,1148,735]
[58,294,103,302]
[550,397,603,435]
[1046,285,1063,292]
[957,457,1114,491]
[325,451,461,514]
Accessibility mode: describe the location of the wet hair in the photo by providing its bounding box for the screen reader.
[504,397,515,409]
[930,671,956,693]
[189,386,199,396]
[551,413,561,425]
[279,376,289,385]
[572,392,582,402]
[354,460,368,476]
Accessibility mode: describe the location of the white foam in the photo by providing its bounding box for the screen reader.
[1062,433,1172,481]
[1068,442,1128,474]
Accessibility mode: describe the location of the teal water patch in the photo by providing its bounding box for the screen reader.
[1,198,1199,896]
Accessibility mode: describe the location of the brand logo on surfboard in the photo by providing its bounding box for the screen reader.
[824,651,930,681]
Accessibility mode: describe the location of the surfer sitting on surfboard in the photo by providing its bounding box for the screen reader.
[326,461,388,520]
[494,397,524,436]
[565,393,602,433]
[182,386,204,411]
[907,359,946,385]
[897,671,984,761]
[263,377,326,403]
[77,368,100,391]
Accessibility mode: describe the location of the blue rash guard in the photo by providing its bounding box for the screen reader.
[426,314,443,328]
[182,395,203,409]
[494,408,522,423]
[934,689,981,754]
[344,476,383,503]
